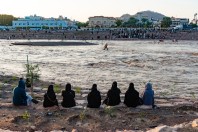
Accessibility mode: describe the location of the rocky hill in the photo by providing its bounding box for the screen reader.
[120,10,166,21]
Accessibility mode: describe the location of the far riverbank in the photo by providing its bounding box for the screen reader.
[0,29,198,40]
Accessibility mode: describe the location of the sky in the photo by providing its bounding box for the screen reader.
[0,0,197,22]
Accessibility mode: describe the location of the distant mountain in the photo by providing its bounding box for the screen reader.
[120,10,166,22]
[119,14,131,22]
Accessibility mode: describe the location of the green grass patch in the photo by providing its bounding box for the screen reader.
[54,84,61,93]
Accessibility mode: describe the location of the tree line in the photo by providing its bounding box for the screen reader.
[77,17,173,28]
[0,14,17,26]
[77,17,197,29]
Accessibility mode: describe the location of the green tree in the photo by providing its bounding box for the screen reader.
[0,14,17,26]
[115,19,123,27]
[141,18,151,28]
[76,21,89,28]
[189,23,197,28]
[141,18,148,23]
[26,55,40,96]
[123,17,138,27]
[161,17,172,28]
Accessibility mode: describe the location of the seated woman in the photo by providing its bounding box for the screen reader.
[43,85,59,108]
[61,83,76,108]
[103,81,121,106]
[142,82,155,108]
[124,83,143,107]
[87,84,101,108]
[13,78,38,106]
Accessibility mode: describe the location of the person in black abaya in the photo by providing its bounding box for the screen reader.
[43,85,59,108]
[124,83,143,107]
[87,84,101,108]
[103,81,121,106]
[61,83,76,108]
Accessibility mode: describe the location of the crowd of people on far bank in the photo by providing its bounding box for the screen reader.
[12,78,156,109]
[1,28,198,40]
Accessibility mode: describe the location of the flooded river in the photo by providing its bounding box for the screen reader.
[0,40,198,98]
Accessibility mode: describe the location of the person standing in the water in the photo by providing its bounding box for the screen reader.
[103,43,108,50]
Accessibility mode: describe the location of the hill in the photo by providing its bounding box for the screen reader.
[120,10,166,22]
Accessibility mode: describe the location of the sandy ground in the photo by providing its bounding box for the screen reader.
[0,75,198,131]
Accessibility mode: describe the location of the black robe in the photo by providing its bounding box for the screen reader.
[103,88,121,106]
[124,89,142,107]
[43,85,59,108]
[43,93,59,107]
[87,89,101,108]
[61,90,76,108]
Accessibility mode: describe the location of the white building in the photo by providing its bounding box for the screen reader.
[88,16,116,28]
[12,15,77,29]
[170,17,189,27]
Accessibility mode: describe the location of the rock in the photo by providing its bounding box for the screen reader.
[76,100,86,105]
[72,129,78,132]
[29,126,36,131]
[83,123,89,127]
[60,127,66,131]
[33,87,42,92]
[147,125,178,132]
[192,118,198,127]
[3,83,11,87]
[76,121,82,126]
[122,120,126,123]
[81,94,87,98]
[0,129,13,132]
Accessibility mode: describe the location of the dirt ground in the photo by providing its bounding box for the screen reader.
[0,75,198,131]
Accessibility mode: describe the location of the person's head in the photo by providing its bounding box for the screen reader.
[26,78,30,82]
[47,85,54,94]
[18,78,25,89]
[65,83,71,91]
[25,78,31,87]
[91,84,97,91]
[111,81,117,89]
[145,82,152,90]
[128,83,135,91]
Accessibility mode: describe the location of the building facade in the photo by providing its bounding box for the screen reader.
[12,15,77,29]
[88,16,116,28]
[170,17,189,27]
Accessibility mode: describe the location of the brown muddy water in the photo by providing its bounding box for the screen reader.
[0,40,198,98]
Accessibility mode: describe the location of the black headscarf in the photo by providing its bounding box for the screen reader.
[87,84,101,108]
[66,83,71,91]
[61,83,76,107]
[128,83,135,91]
[111,81,117,90]
[91,84,97,91]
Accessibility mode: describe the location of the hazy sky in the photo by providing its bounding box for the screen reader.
[0,0,197,22]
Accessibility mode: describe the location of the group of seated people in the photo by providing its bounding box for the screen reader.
[12,78,155,108]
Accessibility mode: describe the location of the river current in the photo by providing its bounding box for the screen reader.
[0,40,198,98]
